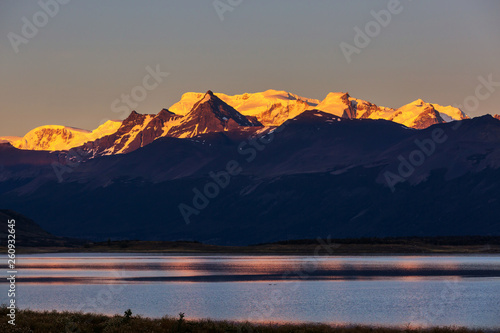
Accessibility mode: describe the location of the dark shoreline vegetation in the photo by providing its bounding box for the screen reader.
[6,236,500,255]
[0,307,495,333]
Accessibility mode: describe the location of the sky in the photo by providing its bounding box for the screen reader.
[1,0,499,136]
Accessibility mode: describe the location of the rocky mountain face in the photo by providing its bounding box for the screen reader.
[74,91,261,158]
[165,91,261,138]
[77,110,181,157]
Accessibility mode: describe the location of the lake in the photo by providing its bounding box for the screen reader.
[2,254,500,328]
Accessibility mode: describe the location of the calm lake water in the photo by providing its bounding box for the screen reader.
[2,254,500,328]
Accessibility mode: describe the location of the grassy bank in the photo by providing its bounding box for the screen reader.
[0,308,493,333]
[10,236,500,255]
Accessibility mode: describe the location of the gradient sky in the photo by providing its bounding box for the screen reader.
[1,0,499,136]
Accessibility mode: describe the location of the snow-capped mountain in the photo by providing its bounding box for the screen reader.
[170,89,319,116]
[169,90,468,128]
[0,120,121,151]
[257,98,312,126]
[309,92,468,129]
[312,92,357,118]
[357,98,468,129]
[165,90,261,138]
[75,91,261,157]
[170,89,319,126]
[1,89,471,155]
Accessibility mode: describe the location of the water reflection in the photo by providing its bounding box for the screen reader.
[1,254,499,328]
[8,255,500,284]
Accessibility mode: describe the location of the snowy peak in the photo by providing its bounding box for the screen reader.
[352,98,391,120]
[169,89,320,126]
[6,121,121,151]
[313,92,356,118]
[325,92,464,128]
[222,89,319,116]
[391,99,440,129]
[94,120,122,136]
[402,99,468,122]
[165,90,261,138]
[410,98,426,105]
[390,99,467,129]
[191,90,220,111]
[169,89,319,117]
[432,104,469,122]
[16,126,89,151]
[191,90,260,127]
[257,99,312,126]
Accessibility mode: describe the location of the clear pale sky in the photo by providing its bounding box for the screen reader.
[1,0,499,136]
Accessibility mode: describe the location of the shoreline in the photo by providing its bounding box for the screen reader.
[11,250,500,256]
[8,240,500,255]
[5,236,500,255]
[1,308,496,333]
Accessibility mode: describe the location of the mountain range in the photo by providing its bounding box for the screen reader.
[0,90,471,154]
[1,90,500,245]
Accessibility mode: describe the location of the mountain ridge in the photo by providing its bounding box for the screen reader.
[0,89,475,156]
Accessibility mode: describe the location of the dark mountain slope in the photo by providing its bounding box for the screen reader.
[2,167,499,245]
[0,210,82,247]
[1,114,500,244]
